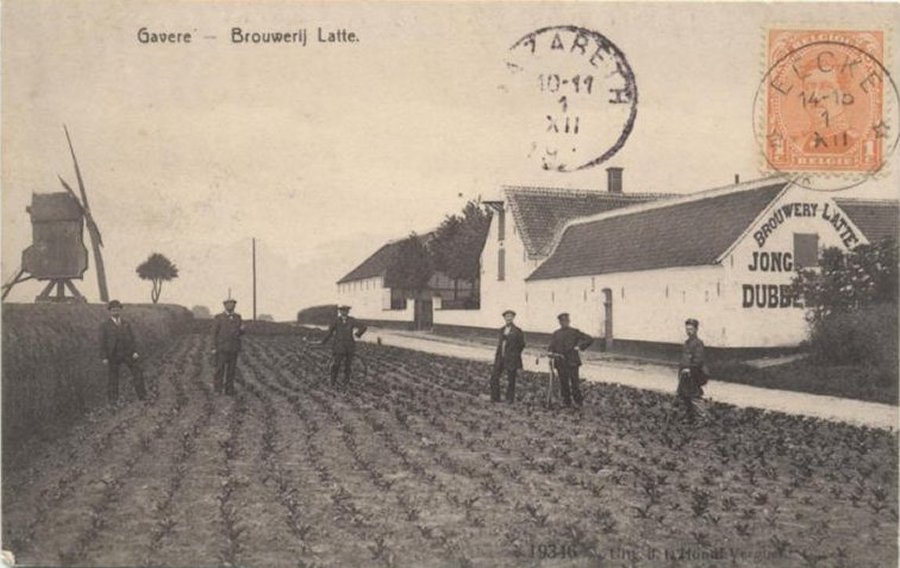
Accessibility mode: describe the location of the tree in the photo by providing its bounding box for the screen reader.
[384,233,433,295]
[792,239,898,369]
[191,305,212,319]
[136,253,179,304]
[793,239,898,324]
[429,199,492,301]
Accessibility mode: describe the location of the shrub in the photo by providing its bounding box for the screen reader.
[297,304,337,326]
[807,304,898,380]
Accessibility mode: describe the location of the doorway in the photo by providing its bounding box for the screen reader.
[601,288,613,349]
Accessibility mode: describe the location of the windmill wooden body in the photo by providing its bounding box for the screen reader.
[2,127,109,302]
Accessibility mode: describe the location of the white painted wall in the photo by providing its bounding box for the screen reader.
[336,275,414,323]
[524,266,728,343]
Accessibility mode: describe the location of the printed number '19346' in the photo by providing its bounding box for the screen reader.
[530,543,581,559]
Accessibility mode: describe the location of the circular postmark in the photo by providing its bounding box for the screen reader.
[753,29,900,191]
[503,26,637,172]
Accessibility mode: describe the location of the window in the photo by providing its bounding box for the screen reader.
[390,288,407,310]
[591,277,596,292]
[621,287,625,300]
[794,233,820,268]
[665,285,669,298]
[498,248,506,281]
[716,281,721,297]
[497,209,506,241]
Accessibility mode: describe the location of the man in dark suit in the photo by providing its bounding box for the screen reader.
[491,309,526,403]
[548,312,593,408]
[99,300,147,404]
[212,298,244,395]
[320,305,367,386]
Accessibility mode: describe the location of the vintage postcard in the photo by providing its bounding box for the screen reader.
[2,1,898,567]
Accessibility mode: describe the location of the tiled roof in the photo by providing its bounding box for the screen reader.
[504,186,670,258]
[834,198,899,243]
[337,233,433,284]
[527,180,788,281]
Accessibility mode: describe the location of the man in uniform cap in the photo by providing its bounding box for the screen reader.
[490,309,526,403]
[212,297,244,395]
[99,300,147,404]
[677,318,709,423]
[321,304,367,386]
[548,312,593,408]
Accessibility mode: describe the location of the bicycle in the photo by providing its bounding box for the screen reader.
[536,353,565,408]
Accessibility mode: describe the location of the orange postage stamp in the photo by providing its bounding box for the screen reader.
[764,29,887,175]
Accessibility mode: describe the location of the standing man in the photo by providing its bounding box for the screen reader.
[321,305,367,386]
[491,309,526,403]
[99,300,147,404]
[212,298,244,395]
[677,318,710,423]
[548,313,593,408]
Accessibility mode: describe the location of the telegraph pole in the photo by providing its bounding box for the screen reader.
[252,238,257,321]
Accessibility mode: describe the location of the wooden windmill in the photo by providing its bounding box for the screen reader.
[1,127,109,302]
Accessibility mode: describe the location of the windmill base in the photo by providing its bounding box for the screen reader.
[35,279,87,303]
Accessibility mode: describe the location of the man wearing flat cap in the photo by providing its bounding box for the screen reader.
[677,318,710,423]
[548,312,593,408]
[490,309,526,403]
[321,305,367,386]
[212,297,244,395]
[99,300,147,404]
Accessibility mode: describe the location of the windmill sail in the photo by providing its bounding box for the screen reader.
[63,126,109,302]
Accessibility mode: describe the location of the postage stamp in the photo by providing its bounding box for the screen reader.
[503,26,637,172]
[757,29,899,191]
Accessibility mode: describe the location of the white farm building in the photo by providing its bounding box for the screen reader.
[336,170,897,352]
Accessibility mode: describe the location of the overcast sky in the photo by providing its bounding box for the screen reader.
[3,1,898,319]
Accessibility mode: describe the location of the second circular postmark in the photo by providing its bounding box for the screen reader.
[503,26,638,172]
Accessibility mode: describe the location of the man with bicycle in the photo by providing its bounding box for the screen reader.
[320,305,367,386]
[548,312,593,408]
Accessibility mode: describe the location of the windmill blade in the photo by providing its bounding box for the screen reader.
[63,125,92,212]
[83,215,104,247]
[61,127,110,302]
[59,175,103,246]
[57,175,82,204]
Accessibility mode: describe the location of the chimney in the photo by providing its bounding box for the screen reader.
[606,167,623,194]
[734,174,740,184]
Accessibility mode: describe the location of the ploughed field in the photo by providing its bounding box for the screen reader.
[3,331,897,567]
